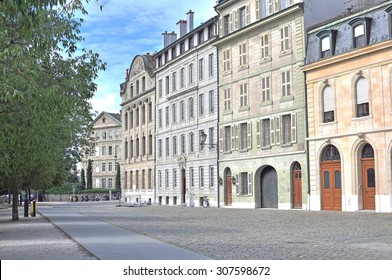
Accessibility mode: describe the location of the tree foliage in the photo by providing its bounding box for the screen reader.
[115,163,121,191]
[0,1,106,220]
[86,159,93,189]
[80,168,86,188]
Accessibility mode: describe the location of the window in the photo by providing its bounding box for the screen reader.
[165,106,169,126]
[180,42,185,54]
[280,26,290,53]
[102,132,106,139]
[198,58,204,80]
[108,178,113,188]
[208,24,214,39]
[158,139,162,157]
[281,71,291,97]
[180,68,185,88]
[190,167,194,188]
[209,127,214,148]
[136,107,139,126]
[142,104,146,125]
[261,119,271,147]
[136,80,139,95]
[199,94,204,116]
[239,7,246,29]
[142,169,145,189]
[135,137,139,157]
[268,0,280,15]
[148,134,153,156]
[136,170,139,189]
[172,103,177,123]
[189,97,194,118]
[321,37,331,58]
[349,17,371,49]
[181,134,185,154]
[240,122,251,150]
[158,171,162,189]
[261,76,271,102]
[354,25,365,48]
[255,0,262,20]
[189,64,194,84]
[165,137,170,157]
[199,167,204,188]
[173,136,177,156]
[239,43,247,66]
[130,111,133,128]
[130,139,133,158]
[102,178,106,188]
[102,146,106,156]
[95,163,99,173]
[189,132,195,153]
[238,172,252,195]
[209,90,214,113]
[189,36,194,49]
[224,88,231,111]
[180,100,185,121]
[142,136,146,156]
[108,146,113,155]
[102,163,106,172]
[209,166,214,188]
[142,76,146,92]
[224,126,231,152]
[356,77,370,117]
[173,169,177,189]
[165,75,170,95]
[261,33,269,59]
[171,47,176,59]
[323,86,335,123]
[223,49,231,72]
[148,102,152,122]
[130,85,134,98]
[199,130,204,152]
[240,83,248,107]
[158,79,163,97]
[208,53,214,76]
[172,72,177,91]
[198,30,204,45]
[223,14,230,35]
[165,170,169,189]
[108,131,113,139]
[282,113,296,144]
[158,109,162,128]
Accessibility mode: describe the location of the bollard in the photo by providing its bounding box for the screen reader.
[24,199,28,217]
[30,200,36,217]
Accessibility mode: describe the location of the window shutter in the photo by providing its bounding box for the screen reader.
[256,120,261,148]
[248,172,253,195]
[231,125,236,151]
[323,86,334,112]
[270,118,275,145]
[247,121,252,149]
[291,113,297,143]
[275,116,281,145]
[246,4,250,25]
[234,124,239,150]
[234,10,239,30]
[236,173,240,194]
[229,12,233,33]
[255,0,261,20]
[219,18,223,36]
[219,127,223,153]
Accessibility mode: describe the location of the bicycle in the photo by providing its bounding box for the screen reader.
[202,195,210,208]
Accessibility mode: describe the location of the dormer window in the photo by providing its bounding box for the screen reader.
[348,17,372,49]
[385,5,392,37]
[316,30,337,59]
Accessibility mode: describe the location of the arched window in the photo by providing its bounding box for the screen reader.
[356,77,369,117]
[321,145,341,161]
[323,86,335,123]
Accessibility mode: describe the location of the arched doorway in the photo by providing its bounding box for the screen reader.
[361,144,375,210]
[292,162,302,209]
[321,145,342,211]
[224,168,232,206]
[260,166,278,208]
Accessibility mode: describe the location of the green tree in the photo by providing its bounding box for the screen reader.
[80,168,86,189]
[0,2,105,220]
[115,163,121,191]
[86,159,93,189]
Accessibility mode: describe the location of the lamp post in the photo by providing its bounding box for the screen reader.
[199,129,220,207]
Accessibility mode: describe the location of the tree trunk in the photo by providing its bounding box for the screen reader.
[11,179,20,221]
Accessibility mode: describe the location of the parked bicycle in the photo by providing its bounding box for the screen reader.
[202,195,210,208]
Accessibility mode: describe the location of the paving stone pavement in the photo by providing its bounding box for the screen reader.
[40,201,392,260]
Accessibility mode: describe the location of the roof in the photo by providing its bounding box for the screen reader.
[92,111,122,126]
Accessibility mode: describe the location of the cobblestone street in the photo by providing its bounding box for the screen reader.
[61,202,392,260]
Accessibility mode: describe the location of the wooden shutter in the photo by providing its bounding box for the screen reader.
[229,12,233,33]
[234,10,239,31]
[235,173,240,194]
[219,126,223,153]
[275,116,281,145]
[256,120,261,148]
[247,121,252,149]
[248,172,253,195]
[246,4,250,25]
[231,125,235,151]
[291,112,297,143]
[270,117,275,145]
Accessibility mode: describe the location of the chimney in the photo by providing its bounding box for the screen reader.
[187,10,194,33]
[177,19,187,39]
[169,31,177,44]
[162,31,170,48]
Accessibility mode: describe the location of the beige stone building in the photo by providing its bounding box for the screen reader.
[303,1,392,212]
[215,0,308,209]
[120,54,156,204]
[86,112,122,190]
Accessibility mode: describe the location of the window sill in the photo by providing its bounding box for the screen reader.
[223,110,233,116]
[260,57,272,64]
[280,95,294,103]
[238,106,250,112]
[238,65,249,71]
[281,143,292,148]
[261,145,272,150]
[260,100,273,107]
[352,115,372,121]
[279,49,293,57]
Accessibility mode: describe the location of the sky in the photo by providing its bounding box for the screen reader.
[78,0,218,116]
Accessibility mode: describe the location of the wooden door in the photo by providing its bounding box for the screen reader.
[362,158,375,210]
[261,167,278,208]
[321,163,342,211]
[293,169,302,209]
[225,175,232,205]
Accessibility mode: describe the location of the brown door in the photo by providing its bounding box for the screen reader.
[321,163,342,211]
[362,158,375,210]
[225,175,232,205]
[293,170,302,209]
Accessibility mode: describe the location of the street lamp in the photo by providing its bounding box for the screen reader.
[199,130,216,149]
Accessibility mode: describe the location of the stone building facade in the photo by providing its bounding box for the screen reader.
[303,0,392,212]
[215,0,308,209]
[120,54,156,204]
[87,112,122,190]
[153,12,219,207]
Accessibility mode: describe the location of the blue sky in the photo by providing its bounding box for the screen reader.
[78,0,217,115]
